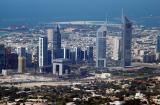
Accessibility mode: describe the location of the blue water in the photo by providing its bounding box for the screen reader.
[0,0,160,27]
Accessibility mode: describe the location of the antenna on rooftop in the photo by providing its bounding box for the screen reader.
[121,8,125,24]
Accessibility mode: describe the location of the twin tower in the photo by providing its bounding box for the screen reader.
[96,15,133,68]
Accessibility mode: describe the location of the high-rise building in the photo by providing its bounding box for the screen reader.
[96,23,107,68]
[26,53,32,68]
[17,47,26,57]
[70,51,76,64]
[52,25,61,59]
[47,50,52,65]
[155,34,160,61]
[121,16,133,67]
[86,46,94,63]
[47,29,54,43]
[5,47,18,70]
[62,48,70,59]
[75,47,83,64]
[18,57,26,73]
[39,36,48,73]
[5,53,18,70]
[0,44,5,72]
[83,50,88,61]
[110,37,121,61]
[156,34,160,53]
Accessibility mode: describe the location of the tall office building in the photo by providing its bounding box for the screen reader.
[52,25,61,59]
[83,50,88,61]
[70,51,76,64]
[47,29,54,51]
[26,53,32,68]
[0,44,5,72]
[156,34,160,61]
[63,48,70,59]
[86,46,94,63]
[75,47,83,63]
[39,36,48,73]
[121,16,133,67]
[5,53,18,70]
[5,47,18,70]
[156,34,160,53]
[18,57,26,73]
[96,22,107,68]
[111,37,121,61]
[17,47,26,57]
[47,29,54,43]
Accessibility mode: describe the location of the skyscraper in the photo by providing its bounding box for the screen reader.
[39,36,48,73]
[47,29,54,44]
[17,47,26,57]
[63,48,70,59]
[75,47,83,64]
[0,44,5,72]
[5,53,18,70]
[156,34,160,53]
[111,37,121,61]
[121,16,133,67]
[53,25,61,59]
[47,29,54,51]
[86,46,94,64]
[18,57,26,73]
[96,22,107,68]
[156,34,160,61]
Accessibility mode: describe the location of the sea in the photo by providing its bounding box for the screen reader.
[0,0,160,28]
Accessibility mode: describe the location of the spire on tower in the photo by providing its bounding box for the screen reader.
[121,8,125,24]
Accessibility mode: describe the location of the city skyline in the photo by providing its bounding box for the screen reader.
[0,1,160,104]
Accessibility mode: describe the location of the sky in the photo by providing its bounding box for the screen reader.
[0,0,160,26]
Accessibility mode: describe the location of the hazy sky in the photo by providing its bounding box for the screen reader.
[0,0,160,26]
[0,0,159,17]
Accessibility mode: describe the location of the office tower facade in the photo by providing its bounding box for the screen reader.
[39,36,48,73]
[47,50,52,65]
[86,46,94,63]
[5,47,18,70]
[143,53,156,63]
[47,29,54,43]
[18,57,26,73]
[82,50,88,61]
[5,53,18,70]
[63,48,70,59]
[156,34,160,53]
[111,37,121,61]
[155,34,160,61]
[17,47,26,57]
[26,53,32,68]
[70,51,76,64]
[96,23,107,68]
[75,47,83,63]
[52,25,61,59]
[121,16,133,67]
[0,44,5,72]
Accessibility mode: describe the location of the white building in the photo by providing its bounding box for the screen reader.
[53,59,70,76]
[109,36,121,61]
[39,36,48,73]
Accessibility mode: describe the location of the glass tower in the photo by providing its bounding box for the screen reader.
[121,16,132,67]
[96,23,107,68]
[52,25,62,59]
[39,36,48,72]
